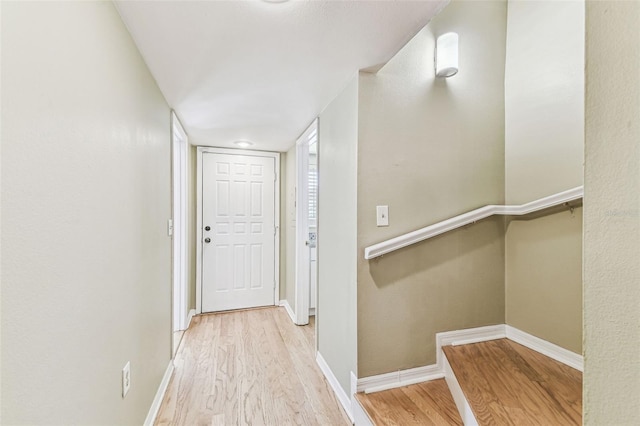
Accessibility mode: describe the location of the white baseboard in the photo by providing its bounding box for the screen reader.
[435,324,583,372]
[443,353,478,426]
[438,325,583,424]
[279,300,296,323]
[353,396,374,426]
[143,360,175,426]
[355,324,581,398]
[436,324,506,371]
[357,364,443,394]
[353,324,582,425]
[316,352,354,423]
[505,325,583,371]
[310,307,316,316]
[186,309,196,329]
[349,372,358,425]
[356,325,504,395]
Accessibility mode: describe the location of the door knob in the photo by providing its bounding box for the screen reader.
[204,238,211,243]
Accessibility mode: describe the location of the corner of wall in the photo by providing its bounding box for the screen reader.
[317,74,359,395]
[356,0,507,378]
[503,0,585,355]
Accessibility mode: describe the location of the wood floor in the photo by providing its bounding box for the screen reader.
[355,379,463,425]
[443,338,582,425]
[155,307,350,426]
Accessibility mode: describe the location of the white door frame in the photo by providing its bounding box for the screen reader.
[196,147,280,314]
[294,119,318,326]
[171,112,189,332]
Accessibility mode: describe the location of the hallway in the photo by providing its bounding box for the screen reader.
[2,2,639,425]
[155,308,350,425]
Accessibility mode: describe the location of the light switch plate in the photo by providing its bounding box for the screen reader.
[376,205,389,227]
[122,361,131,398]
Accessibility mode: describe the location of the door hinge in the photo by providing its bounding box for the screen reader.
[274,225,278,236]
[274,172,277,182]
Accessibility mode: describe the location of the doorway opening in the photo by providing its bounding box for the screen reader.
[294,119,319,326]
[171,112,189,356]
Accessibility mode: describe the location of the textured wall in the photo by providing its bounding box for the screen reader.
[317,75,359,394]
[1,2,171,424]
[584,1,640,423]
[357,0,507,377]
[504,0,584,354]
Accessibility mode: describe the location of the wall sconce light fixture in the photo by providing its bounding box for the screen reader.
[435,32,459,78]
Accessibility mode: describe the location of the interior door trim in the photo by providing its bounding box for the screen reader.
[196,146,281,314]
[171,112,188,333]
[294,119,318,326]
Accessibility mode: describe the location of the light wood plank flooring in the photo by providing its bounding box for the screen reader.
[355,379,462,425]
[443,338,582,425]
[155,307,350,426]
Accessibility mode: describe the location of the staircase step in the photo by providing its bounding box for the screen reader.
[355,379,462,425]
[443,338,582,425]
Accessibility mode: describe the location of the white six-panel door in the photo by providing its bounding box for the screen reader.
[201,152,276,312]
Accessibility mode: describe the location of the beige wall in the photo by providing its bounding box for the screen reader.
[318,75,358,394]
[504,0,584,354]
[357,0,507,377]
[505,1,585,204]
[1,2,171,424]
[505,208,583,354]
[584,1,640,423]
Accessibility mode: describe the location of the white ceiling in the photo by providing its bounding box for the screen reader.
[115,0,448,152]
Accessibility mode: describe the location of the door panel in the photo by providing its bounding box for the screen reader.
[202,153,276,312]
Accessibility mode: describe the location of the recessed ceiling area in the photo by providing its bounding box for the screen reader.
[115,0,448,152]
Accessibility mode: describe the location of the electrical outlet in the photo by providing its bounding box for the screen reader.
[122,361,131,398]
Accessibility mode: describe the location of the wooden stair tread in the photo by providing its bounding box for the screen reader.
[355,379,463,425]
[443,338,582,425]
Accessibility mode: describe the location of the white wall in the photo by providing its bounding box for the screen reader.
[1,2,171,424]
[317,75,358,394]
[584,1,640,423]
